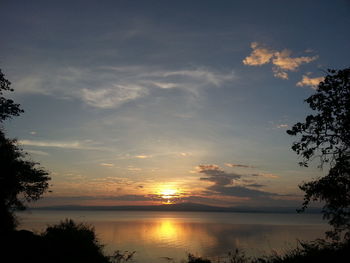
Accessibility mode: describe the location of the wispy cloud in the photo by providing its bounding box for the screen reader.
[225,163,254,168]
[19,139,107,151]
[26,149,50,156]
[243,42,318,79]
[276,124,288,129]
[252,173,279,179]
[20,140,82,149]
[296,75,324,89]
[99,163,115,167]
[14,66,234,109]
[135,155,152,159]
[81,84,147,108]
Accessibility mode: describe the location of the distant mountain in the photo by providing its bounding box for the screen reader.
[30,202,322,214]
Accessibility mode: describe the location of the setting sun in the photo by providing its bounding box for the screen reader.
[160,188,178,199]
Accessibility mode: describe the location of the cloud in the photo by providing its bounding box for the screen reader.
[100,163,115,167]
[245,183,265,188]
[20,140,82,149]
[26,149,50,156]
[251,173,279,179]
[225,163,254,168]
[19,139,107,151]
[276,124,288,129]
[272,49,318,71]
[135,155,152,159]
[127,167,142,171]
[196,164,241,186]
[81,84,147,108]
[243,42,318,79]
[242,42,274,66]
[195,164,279,199]
[14,66,234,109]
[272,69,289,80]
[206,185,278,198]
[296,75,324,89]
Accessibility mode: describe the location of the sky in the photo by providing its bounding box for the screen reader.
[1,0,349,208]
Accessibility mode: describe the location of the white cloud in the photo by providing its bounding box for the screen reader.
[151,82,178,89]
[20,139,82,148]
[13,66,234,109]
[296,75,324,89]
[81,84,147,108]
[19,139,107,151]
[243,42,318,79]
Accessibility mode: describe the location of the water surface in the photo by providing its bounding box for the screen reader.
[18,210,329,263]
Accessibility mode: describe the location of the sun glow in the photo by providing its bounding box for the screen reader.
[156,186,181,204]
[160,188,178,199]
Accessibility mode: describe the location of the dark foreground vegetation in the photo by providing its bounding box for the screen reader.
[1,219,134,263]
[188,240,350,263]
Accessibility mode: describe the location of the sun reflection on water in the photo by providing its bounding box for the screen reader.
[158,220,178,241]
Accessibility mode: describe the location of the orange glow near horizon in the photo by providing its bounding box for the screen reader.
[156,185,182,204]
[160,188,178,199]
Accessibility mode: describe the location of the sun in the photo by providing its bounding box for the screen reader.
[160,188,178,199]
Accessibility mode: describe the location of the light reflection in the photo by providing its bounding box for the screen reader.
[19,211,329,263]
[97,216,217,252]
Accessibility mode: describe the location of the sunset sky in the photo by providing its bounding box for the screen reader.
[1,0,349,207]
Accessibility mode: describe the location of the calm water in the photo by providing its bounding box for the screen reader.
[17,210,329,263]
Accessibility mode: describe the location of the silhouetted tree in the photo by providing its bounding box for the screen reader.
[41,219,111,263]
[287,68,350,240]
[0,69,50,232]
[0,69,23,121]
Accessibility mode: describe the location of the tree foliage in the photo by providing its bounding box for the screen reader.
[287,68,350,240]
[0,69,23,122]
[41,219,111,263]
[0,69,50,232]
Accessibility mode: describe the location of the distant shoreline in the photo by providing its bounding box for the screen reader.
[28,203,322,214]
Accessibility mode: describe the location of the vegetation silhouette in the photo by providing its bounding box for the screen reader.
[286,68,350,240]
[0,69,50,233]
[185,240,350,263]
[3,219,134,263]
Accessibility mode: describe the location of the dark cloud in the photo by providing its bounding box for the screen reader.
[225,163,255,168]
[105,194,151,201]
[245,183,265,188]
[206,185,278,198]
[197,164,241,186]
[196,164,279,199]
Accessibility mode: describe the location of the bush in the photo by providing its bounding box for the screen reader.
[0,219,124,263]
[41,219,111,263]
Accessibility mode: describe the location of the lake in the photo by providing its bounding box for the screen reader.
[17,210,329,263]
